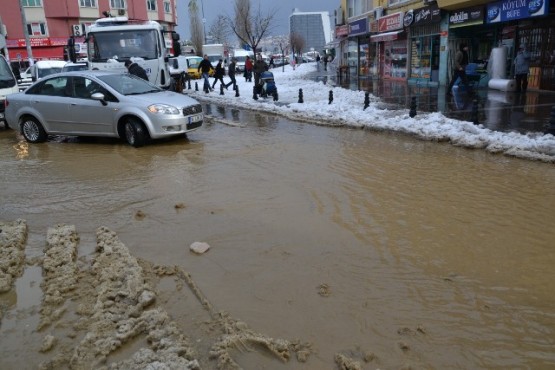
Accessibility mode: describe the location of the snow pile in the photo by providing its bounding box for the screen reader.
[186,63,555,163]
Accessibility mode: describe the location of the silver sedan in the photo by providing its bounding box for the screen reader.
[5,70,203,147]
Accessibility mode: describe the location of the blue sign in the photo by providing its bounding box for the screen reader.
[349,18,368,36]
[487,0,549,23]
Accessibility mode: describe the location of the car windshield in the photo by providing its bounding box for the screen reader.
[98,73,162,95]
[0,56,16,88]
[37,67,63,79]
[187,58,202,68]
[89,29,159,61]
[235,56,247,63]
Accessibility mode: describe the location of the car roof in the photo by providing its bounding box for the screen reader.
[41,70,122,79]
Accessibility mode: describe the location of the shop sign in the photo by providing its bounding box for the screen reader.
[378,12,404,32]
[413,4,441,26]
[403,11,414,27]
[449,6,484,28]
[486,0,549,23]
[348,18,368,36]
[336,25,349,38]
[6,37,68,48]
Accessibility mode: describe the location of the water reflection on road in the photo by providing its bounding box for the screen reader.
[1,104,554,369]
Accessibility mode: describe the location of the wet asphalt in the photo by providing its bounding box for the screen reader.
[305,66,555,135]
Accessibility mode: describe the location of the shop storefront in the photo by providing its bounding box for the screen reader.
[6,37,67,62]
[486,0,555,91]
[371,12,407,80]
[405,4,442,85]
[347,16,371,78]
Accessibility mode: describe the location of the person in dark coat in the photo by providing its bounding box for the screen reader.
[198,54,214,93]
[125,60,148,81]
[211,59,226,89]
[447,43,470,96]
[225,58,237,90]
[253,54,268,91]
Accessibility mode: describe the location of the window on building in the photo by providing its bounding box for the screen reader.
[80,0,97,7]
[388,0,410,6]
[27,22,47,36]
[147,0,156,11]
[22,0,42,6]
[164,1,171,13]
[110,0,126,9]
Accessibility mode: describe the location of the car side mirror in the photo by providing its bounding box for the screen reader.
[91,92,107,106]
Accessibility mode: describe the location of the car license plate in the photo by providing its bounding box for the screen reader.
[188,114,202,123]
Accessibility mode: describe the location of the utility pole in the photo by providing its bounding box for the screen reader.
[0,16,9,60]
[18,0,34,65]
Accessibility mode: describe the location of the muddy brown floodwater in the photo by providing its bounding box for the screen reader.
[1,104,555,369]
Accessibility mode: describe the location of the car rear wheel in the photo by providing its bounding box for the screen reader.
[21,117,47,143]
[124,118,148,148]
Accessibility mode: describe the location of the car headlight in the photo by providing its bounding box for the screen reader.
[148,104,180,115]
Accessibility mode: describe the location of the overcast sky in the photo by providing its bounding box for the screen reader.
[175,0,338,40]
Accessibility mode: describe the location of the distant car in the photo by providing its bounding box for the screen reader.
[181,56,214,79]
[5,70,203,147]
[62,62,89,72]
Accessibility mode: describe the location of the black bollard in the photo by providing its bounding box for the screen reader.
[235,85,240,97]
[329,90,333,105]
[195,82,198,91]
[547,106,555,135]
[471,98,479,124]
[409,96,417,118]
[253,86,258,100]
[220,84,224,95]
[188,79,191,90]
[363,92,370,110]
[298,88,304,103]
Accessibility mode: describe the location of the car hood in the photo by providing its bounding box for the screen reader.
[124,90,200,108]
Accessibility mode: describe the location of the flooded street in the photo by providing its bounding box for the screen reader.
[1,104,555,369]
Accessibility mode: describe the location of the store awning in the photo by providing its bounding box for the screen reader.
[8,46,64,61]
[370,30,403,43]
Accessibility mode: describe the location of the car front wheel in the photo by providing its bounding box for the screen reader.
[124,118,148,148]
[21,117,47,143]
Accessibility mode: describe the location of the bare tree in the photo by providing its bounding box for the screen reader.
[228,0,276,53]
[188,0,204,56]
[208,15,229,44]
[290,32,305,59]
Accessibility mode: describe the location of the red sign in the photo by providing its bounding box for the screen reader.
[335,25,349,38]
[378,12,404,32]
[6,37,68,48]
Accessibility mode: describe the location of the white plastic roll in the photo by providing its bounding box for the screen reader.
[490,46,507,79]
[488,78,516,91]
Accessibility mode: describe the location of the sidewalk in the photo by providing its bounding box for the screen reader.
[307,67,555,134]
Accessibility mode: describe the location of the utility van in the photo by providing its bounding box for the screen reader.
[233,49,254,72]
[0,55,19,128]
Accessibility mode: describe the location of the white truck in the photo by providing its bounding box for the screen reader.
[0,55,19,128]
[233,49,254,72]
[202,43,225,67]
[83,16,174,89]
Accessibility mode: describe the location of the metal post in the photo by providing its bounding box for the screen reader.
[298,88,303,103]
[471,99,479,124]
[547,106,555,135]
[364,92,370,110]
[195,81,198,91]
[235,85,239,97]
[18,0,34,64]
[329,90,333,105]
[409,96,417,118]
[220,83,224,95]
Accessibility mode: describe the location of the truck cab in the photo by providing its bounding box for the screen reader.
[0,55,19,127]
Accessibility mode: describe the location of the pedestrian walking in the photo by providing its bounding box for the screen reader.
[225,58,237,90]
[211,59,226,90]
[323,54,328,71]
[253,54,268,93]
[269,56,275,69]
[198,54,214,93]
[244,56,253,82]
[447,43,470,96]
[514,44,531,93]
[316,54,321,72]
[124,60,148,81]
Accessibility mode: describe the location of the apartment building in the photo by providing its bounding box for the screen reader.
[333,0,555,90]
[0,0,176,65]
[289,9,332,56]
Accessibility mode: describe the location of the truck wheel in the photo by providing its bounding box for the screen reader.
[124,118,148,148]
[21,116,47,143]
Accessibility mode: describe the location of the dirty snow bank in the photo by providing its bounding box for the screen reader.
[187,63,555,163]
[0,219,27,293]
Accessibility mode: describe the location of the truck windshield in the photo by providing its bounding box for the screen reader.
[89,29,159,61]
[0,57,16,88]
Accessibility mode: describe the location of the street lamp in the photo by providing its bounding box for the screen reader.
[200,0,206,44]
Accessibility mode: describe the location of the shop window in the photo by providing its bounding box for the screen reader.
[164,1,171,13]
[80,0,96,7]
[110,0,126,9]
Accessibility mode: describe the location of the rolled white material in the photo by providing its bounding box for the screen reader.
[488,78,516,92]
[490,47,508,79]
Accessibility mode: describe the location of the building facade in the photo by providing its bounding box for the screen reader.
[0,0,177,65]
[333,0,555,91]
[289,9,332,55]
